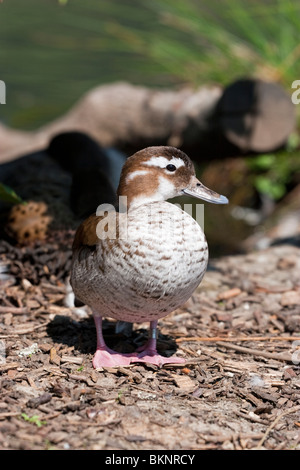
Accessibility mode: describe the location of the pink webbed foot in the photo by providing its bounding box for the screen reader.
[92,347,133,368]
[131,335,185,366]
[92,315,134,368]
[132,350,185,366]
[92,316,185,368]
[92,345,184,368]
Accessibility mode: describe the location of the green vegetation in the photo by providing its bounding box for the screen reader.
[0,183,23,204]
[106,0,300,90]
[247,133,300,201]
[0,0,299,203]
[21,413,47,428]
[1,0,300,127]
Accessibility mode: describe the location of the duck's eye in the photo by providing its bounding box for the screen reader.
[166,164,176,172]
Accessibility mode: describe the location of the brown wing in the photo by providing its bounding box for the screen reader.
[72,210,120,250]
[71,214,104,306]
[72,214,103,250]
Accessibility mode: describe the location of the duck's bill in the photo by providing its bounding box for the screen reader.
[182,181,229,205]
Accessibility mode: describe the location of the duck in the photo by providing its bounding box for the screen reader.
[48,131,126,219]
[70,146,228,368]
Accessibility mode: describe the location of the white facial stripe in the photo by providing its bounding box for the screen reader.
[157,175,177,198]
[129,176,177,210]
[126,169,149,182]
[143,156,185,170]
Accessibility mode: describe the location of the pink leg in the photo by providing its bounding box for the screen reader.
[92,316,185,368]
[131,320,185,366]
[92,315,133,368]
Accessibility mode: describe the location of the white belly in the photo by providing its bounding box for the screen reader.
[71,201,208,323]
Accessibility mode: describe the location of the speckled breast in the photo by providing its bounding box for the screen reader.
[71,201,208,323]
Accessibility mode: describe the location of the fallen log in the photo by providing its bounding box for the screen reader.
[0,78,296,164]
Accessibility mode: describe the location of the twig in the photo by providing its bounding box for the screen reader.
[11,322,49,335]
[0,362,20,371]
[255,405,300,449]
[235,410,269,425]
[0,306,28,314]
[216,341,293,363]
[176,336,299,343]
[0,411,22,420]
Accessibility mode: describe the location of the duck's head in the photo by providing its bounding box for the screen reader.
[117,146,228,210]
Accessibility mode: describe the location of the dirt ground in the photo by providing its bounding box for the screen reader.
[0,234,300,450]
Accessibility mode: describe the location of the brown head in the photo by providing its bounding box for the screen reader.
[117,146,228,210]
[72,146,228,249]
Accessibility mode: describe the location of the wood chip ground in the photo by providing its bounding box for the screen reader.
[0,236,300,450]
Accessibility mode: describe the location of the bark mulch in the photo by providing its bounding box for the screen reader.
[0,235,300,450]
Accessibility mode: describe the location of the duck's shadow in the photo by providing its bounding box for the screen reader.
[46,315,180,357]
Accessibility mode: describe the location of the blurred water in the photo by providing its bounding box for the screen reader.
[0,0,181,129]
